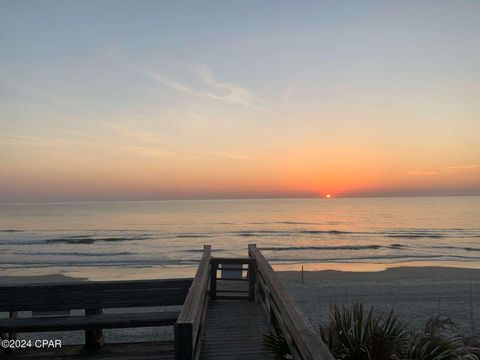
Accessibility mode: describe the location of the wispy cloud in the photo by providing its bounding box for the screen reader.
[0,133,109,147]
[205,150,250,160]
[407,164,480,176]
[195,65,263,110]
[126,146,173,158]
[143,72,200,98]
[139,64,263,111]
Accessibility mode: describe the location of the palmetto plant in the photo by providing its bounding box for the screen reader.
[262,333,292,360]
[320,302,407,360]
[263,304,479,360]
[396,316,479,360]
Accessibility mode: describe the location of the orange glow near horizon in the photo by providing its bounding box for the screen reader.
[1,125,480,202]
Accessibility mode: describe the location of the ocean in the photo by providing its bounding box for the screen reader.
[1,196,479,280]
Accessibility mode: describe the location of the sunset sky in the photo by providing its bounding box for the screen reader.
[1,0,479,202]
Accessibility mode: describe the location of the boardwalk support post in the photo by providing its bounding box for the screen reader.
[210,259,217,300]
[248,258,256,301]
[85,308,104,348]
[175,323,193,360]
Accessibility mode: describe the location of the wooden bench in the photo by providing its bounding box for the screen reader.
[0,278,192,349]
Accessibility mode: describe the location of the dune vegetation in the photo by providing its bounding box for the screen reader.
[264,302,479,360]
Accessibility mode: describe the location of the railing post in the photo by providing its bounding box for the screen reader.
[248,244,258,303]
[248,258,256,301]
[8,311,17,342]
[210,258,217,300]
[1,311,18,352]
[175,323,193,360]
[85,308,104,348]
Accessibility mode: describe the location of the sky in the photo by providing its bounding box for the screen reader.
[1,0,479,202]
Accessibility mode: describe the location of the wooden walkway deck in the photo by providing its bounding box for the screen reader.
[176,248,333,360]
[199,300,271,360]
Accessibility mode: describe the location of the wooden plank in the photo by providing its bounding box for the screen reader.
[0,279,192,312]
[216,280,248,291]
[216,266,247,271]
[0,278,192,292]
[0,311,180,332]
[214,295,249,300]
[215,277,247,282]
[211,258,251,264]
[218,263,248,271]
[248,244,335,360]
[199,300,271,360]
[215,289,249,294]
[0,288,189,312]
[0,278,192,299]
[0,288,188,311]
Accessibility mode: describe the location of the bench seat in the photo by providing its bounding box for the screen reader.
[0,311,180,333]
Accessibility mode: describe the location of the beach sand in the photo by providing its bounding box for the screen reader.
[1,266,479,345]
[278,266,480,335]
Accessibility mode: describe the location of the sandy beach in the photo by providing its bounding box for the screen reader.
[1,265,479,346]
[279,266,480,336]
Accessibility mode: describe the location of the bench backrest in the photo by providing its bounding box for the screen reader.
[0,278,192,312]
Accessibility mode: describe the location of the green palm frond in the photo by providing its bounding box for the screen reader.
[320,302,406,360]
[262,333,292,360]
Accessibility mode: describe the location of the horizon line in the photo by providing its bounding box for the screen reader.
[1,193,479,205]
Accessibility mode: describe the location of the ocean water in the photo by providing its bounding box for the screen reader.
[1,197,479,280]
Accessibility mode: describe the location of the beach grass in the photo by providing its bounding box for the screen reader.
[264,302,480,360]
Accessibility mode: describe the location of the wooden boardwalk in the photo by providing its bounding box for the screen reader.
[2,245,334,360]
[199,300,271,360]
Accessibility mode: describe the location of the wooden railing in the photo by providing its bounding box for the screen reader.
[248,244,335,360]
[0,278,192,348]
[175,245,212,360]
[210,257,255,301]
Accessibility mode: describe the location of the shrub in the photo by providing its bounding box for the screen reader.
[320,302,406,360]
[262,333,292,360]
[263,303,479,360]
[396,316,479,360]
